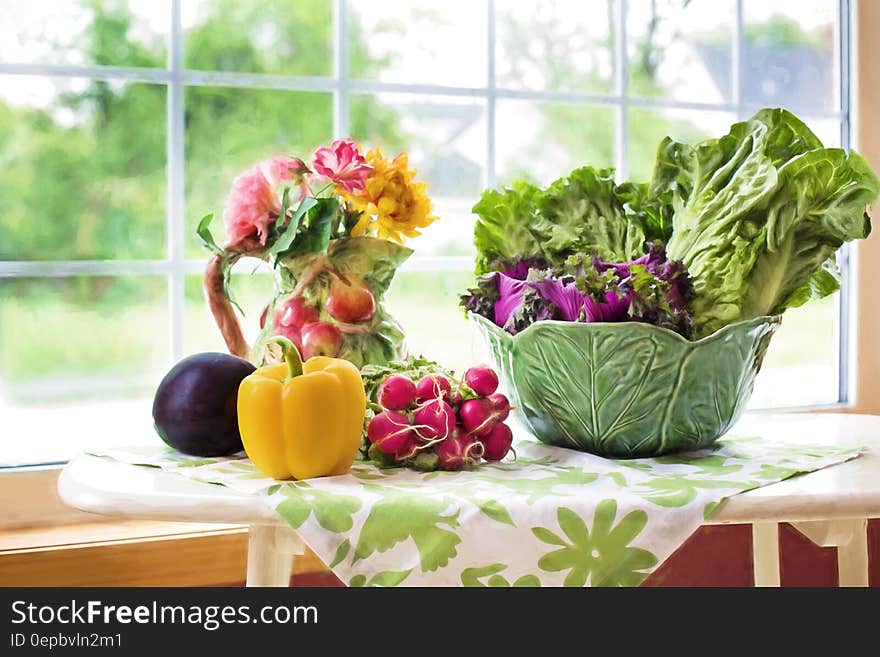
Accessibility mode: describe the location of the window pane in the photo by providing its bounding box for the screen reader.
[184,269,276,356]
[801,116,842,148]
[183,0,332,76]
[0,0,168,67]
[743,0,839,113]
[0,275,168,467]
[0,276,168,389]
[627,0,735,103]
[184,87,333,257]
[626,107,735,181]
[749,296,839,408]
[349,0,487,88]
[351,93,486,257]
[495,0,613,94]
[496,102,615,185]
[385,269,476,376]
[0,76,167,261]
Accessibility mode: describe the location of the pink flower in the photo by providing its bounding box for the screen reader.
[312,138,372,193]
[260,156,308,189]
[222,156,308,247]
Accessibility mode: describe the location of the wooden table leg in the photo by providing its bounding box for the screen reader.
[246,524,304,587]
[752,522,780,587]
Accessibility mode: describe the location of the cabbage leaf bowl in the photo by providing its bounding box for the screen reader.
[471,313,780,458]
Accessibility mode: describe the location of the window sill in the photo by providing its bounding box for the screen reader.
[0,519,327,587]
[0,519,243,551]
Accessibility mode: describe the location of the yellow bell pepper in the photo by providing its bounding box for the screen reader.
[237,336,366,480]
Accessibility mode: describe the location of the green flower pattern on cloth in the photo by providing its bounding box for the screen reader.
[534,504,657,587]
[88,431,861,587]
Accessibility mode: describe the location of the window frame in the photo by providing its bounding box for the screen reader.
[0,0,866,518]
[851,0,880,413]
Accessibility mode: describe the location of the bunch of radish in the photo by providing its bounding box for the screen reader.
[365,364,514,471]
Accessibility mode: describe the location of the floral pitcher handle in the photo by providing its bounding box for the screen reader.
[203,237,265,359]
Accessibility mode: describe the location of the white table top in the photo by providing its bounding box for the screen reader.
[58,412,880,527]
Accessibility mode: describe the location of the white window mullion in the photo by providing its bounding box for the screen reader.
[0,260,174,278]
[837,0,853,404]
[167,0,186,363]
[0,61,172,83]
[486,0,496,189]
[333,0,350,138]
[733,0,744,120]
[839,0,851,150]
[614,0,629,181]
[183,70,337,92]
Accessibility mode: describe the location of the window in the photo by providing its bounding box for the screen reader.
[0,0,852,468]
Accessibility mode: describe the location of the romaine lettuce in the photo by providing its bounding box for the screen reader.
[661,109,878,337]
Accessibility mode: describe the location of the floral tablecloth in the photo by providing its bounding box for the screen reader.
[87,432,860,587]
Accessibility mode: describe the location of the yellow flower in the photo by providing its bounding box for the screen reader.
[341,148,438,244]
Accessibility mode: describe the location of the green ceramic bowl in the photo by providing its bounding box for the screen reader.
[471,313,780,458]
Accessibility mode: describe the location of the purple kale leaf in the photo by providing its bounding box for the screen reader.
[461,245,694,337]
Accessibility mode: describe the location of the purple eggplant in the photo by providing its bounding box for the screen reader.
[152,352,255,456]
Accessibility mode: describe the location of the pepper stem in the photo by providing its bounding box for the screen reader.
[270,336,304,379]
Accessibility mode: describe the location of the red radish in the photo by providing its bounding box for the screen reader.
[415,374,452,403]
[449,389,463,407]
[459,397,497,438]
[464,365,499,396]
[300,322,343,358]
[378,374,417,410]
[460,433,484,460]
[259,304,270,329]
[326,276,376,323]
[413,399,455,441]
[487,392,511,421]
[367,411,414,455]
[435,436,483,470]
[437,435,484,470]
[481,422,513,461]
[436,437,465,470]
[394,435,421,461]
[277,295,319,329]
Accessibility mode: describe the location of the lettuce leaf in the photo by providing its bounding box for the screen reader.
[471,167,652,275]
[745,149,875,316]
[662,109,879,337]
[472,182,544,275]
[534,166,647,263]
[616,180,673,245]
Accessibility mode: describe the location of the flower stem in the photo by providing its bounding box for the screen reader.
[314,182,334,197]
